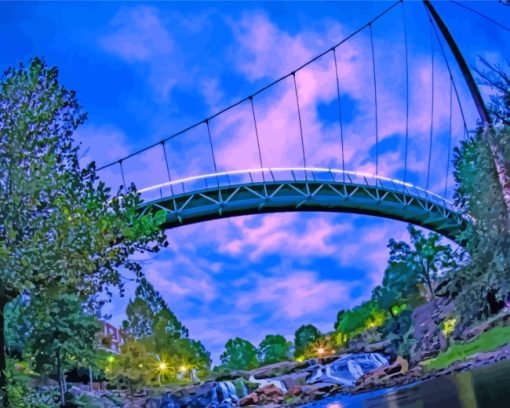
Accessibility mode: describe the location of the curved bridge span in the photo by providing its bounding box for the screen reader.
[138,168,465,242]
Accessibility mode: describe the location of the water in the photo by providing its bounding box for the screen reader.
[308,353,389,387]
[302,359,510,408]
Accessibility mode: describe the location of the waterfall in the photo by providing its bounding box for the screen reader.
[308,353,389,387]
[248,375,288,393]
[212,380,248,405]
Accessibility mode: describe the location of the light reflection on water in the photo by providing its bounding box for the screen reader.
[302,358,510,408]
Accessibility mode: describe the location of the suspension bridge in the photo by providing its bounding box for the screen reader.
[96,0,509,242]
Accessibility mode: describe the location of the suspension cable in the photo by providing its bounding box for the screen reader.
[401,0,410,185]
[205,120,219,187]
[426,9,469,137]
[249,97,264,170]
[426,23,435,191]
[449,0,510,32]
[161,141,174,196]
[292,73,307,179]
[332,48,346,182]
[369,23,379,177]
[97,1,401,172]
[444,80,453,198]
[119,160,126,187]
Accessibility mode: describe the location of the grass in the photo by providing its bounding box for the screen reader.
[423,325,510,371]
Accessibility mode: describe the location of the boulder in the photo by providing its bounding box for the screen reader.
[355,356,409,390]
[248,361,304,379]
[214,370,251,381]
[287,385,303,396]
[280,371,309,389]
[239,392,259,406]
[410,297,454,364]
[258,383,284,398]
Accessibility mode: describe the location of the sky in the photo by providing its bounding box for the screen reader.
[2,1,509,364]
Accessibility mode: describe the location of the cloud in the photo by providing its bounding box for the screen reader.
[236,270,353,320]
[99,6,173,62]
[219,213,352,261]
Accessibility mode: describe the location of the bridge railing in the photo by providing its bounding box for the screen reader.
[137,167,455,212]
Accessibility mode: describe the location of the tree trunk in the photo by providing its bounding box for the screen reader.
[0,296,8,406]
[56,347,65,406]
[89,365,93,392]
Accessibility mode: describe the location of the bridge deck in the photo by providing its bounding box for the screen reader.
[138,168,465,242]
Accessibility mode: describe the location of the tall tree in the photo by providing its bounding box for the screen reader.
[122,277,188,339]
[449,62,510,323]
[387,225,457,300]
[26,293,99,406]
[294,325,321,358]
[219,338,258,371]
[0,58,167,398]
[257,335,292,365]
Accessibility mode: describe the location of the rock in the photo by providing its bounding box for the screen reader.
[355,355,409,390]
[362,339,393,353]
[461,310,510,341]
[214,370,251,381]
[248,361,303,379]
[258,383,284,398]
[239,392,259,406]
[287,385,303,396]
[68,386,84,398]
[280,371,309,389]
[145,394,181,408]
[410,297,454,364]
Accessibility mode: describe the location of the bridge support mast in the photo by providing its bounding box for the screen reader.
[423,0,510,228]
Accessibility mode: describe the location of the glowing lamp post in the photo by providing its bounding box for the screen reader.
[157,361,168,386]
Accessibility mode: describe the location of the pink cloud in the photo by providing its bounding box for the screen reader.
[236,271,353,319]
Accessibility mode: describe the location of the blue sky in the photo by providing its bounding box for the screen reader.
[2,1,508,363]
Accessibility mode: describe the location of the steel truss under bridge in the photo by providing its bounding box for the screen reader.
[138,168,466,242]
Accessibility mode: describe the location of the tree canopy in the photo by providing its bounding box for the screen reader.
[257,335,292,365]
[293,324,321,358]
[219,338,259,371]
[0,57,167,398]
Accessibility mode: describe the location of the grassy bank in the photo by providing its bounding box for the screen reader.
[423,325,510,371]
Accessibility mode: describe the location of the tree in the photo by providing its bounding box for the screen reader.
[108,339,151,396]
[335,301,386,343]
[122,278,188,339]
[371,260,425,316]
[219,338,258,371]
[0,58,167,397]
[293,325,321,358]
[387,225,457,300]
[168,338,211,379]
[26,293,99,406]
[257,335,292,365]
[448,62,510,323]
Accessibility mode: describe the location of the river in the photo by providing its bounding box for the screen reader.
[301,358,510,408]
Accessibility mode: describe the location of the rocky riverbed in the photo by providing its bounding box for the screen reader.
[67,303,510,407]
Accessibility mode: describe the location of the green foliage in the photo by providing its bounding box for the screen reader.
[25,293,99,404]
[424,325,510,371]
[220,338,259,371]
[336,301,386,343]
[122,278,188,339]
[0,57,166,393]
[5,358,48,408]
[108,339,151,395]
[257,335,292,365]
[448,62,510,324]
[386,225,457,301]
[451,127,510,323]
[293,324,321,358]
[121,278,210,382]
